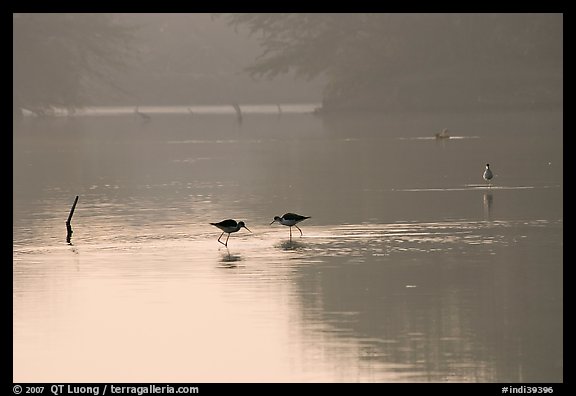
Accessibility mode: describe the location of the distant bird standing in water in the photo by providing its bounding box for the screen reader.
[270,213,311,239]
[483,163,493,187]
[135,105,151,121]
[435,128,450,139]
[210,219,251,247]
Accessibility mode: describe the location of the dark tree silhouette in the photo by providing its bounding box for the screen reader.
[220,13,562,112]
[13,13,136,117]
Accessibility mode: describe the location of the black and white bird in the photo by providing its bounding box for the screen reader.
[270,213,311,239]
[210,219,251,247]
[483,163,494,187]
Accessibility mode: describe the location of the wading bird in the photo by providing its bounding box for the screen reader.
[435,128,450,139]
[210,219,251,247]
[270,213,310,239]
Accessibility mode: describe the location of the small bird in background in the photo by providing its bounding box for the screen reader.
[435,128,450,139]
[270,213,311,239]
[483,163,494,187]
[210,219,251,247]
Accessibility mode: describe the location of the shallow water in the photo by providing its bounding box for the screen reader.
[13,107,562,382]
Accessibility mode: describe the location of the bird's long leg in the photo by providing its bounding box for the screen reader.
[225,233,230,247]
[295,224,303,236]
[217,232,226,245]
[289,226,292,240]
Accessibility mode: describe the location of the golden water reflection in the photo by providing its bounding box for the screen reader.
[13,218,562,382]
[14,111,562,382]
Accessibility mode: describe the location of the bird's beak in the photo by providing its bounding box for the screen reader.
[269,220,276,225]
[243,225,252,233]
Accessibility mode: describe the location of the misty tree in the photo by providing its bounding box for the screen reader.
[220,13,562,111]
[13,13,135,116]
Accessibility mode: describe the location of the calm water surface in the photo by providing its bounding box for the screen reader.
[13,106,562,382]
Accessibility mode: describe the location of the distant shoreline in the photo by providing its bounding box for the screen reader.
[15,103,323,118]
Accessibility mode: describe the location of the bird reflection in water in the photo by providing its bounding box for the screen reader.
[219,249,242,268]
[483,192,493,219]
[277,239,306,251]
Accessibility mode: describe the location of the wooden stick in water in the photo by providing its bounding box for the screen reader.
[66,195,79,243]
